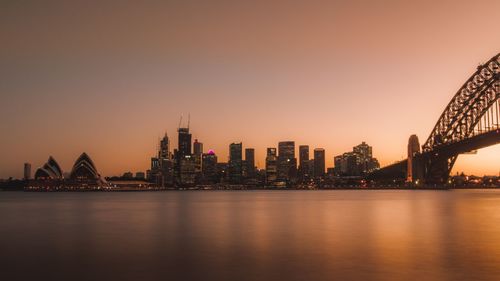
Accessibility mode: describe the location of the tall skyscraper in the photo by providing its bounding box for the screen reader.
[193,139,203,182]
[150,133,173,186]
[193,139,203,156]
[177,127,192,157]
[24,163,31,180]
[202,150,218,184]
[229,143,243,184]
[175,126,193,186]
[298,145,310,179]
[245,148,255,178]
[159,132,170,160]
[265,148,278,185]
[277,141,297,182]
[313,148,325,178]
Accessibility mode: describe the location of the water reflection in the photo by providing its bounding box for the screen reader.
[1,190,500,281]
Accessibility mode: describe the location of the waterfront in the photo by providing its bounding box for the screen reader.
[1,190,500,281]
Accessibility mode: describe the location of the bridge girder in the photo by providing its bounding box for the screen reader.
[423,53,499,152]
[371,53,500,185]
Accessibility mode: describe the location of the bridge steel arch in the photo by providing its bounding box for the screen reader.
[420,53,499,184]
[423,53,499,151]
[369,53,500,185]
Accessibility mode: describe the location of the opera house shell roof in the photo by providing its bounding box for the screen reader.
[34,156,63,180]
[70,153,101,181]
[33,153,106,185]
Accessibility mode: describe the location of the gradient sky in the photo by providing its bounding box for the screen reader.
[1,0,499,178]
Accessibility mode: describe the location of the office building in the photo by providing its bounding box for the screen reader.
[245,148,255,178]
[298,145,310,179]
[313,148,325,178]
[229,143,243,184]
[277,141,297,182]
[265,148,278,185]
[202,150,218,183]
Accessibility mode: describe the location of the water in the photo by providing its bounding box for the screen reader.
[1,190,500,281]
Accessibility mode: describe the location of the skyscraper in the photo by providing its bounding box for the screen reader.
[313,148,325,178]
[159,133,173,186]
[229,142,243,184]
[193,139,203,182]
[24,163,31,180]
[177,127,192,157]
[202,150,218,184]
[277,141,297,182]
[245,148,255,178]
[159,132,171,160]
[298,145,310,179]
[175,126,193,186]
[265,148,278,185]
[193,139,203,156]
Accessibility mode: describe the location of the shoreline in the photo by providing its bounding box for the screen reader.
[2,186,499,192]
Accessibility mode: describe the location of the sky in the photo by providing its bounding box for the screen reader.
[1,0,499,178]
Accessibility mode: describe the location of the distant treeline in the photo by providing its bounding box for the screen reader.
[0,179,25,191]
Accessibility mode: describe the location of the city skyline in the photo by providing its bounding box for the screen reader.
[1,1,500,178]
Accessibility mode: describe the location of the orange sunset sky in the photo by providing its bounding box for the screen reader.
[1,0,499,178]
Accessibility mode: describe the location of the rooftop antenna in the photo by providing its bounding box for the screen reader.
[187,113,191,130]
[178,115,183,130]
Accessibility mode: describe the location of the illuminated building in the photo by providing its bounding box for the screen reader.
[202,150,218,183]
[265,148,278,185]
[277,141,297,183]
[298,145,310,179]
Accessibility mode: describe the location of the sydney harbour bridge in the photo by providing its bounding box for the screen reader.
[370,53,500,185]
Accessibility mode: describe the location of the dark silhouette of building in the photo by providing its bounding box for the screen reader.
[177,128,192,157]
[136,172,145,180]
[313,148,325,178]
[298,145,310,179]
[229,142,243,184]
[334,142,380,176]
[265,148,278,185]
[245,148,255,178]
[216,162,228,183]
[193,139,203,182]
[174,126,194,186]
[150,133,174,186]
[193,139,203,156]
[202,150,218,183]
[277,141,297,183]
[179,155,196,185]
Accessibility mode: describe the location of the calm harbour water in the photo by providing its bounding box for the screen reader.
[1,190,500,281]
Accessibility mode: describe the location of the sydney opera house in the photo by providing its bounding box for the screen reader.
[29,152,108,190]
